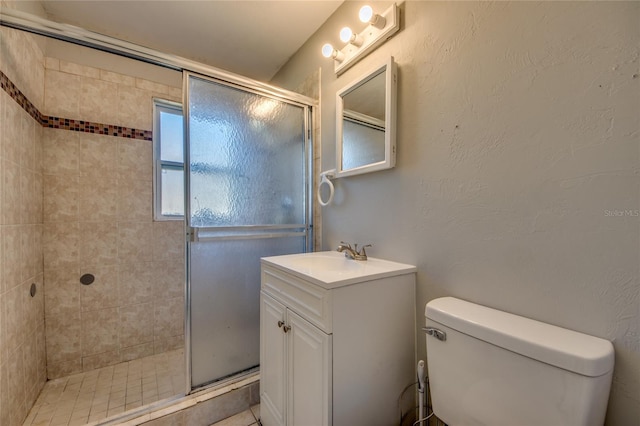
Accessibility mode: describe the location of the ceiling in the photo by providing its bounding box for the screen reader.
[39,0,343,81]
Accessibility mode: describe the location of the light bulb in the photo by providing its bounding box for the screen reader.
[359,4,386,28]
[321,43,345,62]
[321,43,334,58]
[359,5,373,23]
[340,27,353,43]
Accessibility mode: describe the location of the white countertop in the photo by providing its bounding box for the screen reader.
[261,251,417,289]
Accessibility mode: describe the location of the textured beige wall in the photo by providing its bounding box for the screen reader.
[41,57,184,379]
[0,21,47,426]
[273,1,640,424]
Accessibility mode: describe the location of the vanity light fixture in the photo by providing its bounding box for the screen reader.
[322,3,400,75]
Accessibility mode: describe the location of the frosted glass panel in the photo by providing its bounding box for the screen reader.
[190,237,305,387]
[186,73,310,390]
[189,77,305,227]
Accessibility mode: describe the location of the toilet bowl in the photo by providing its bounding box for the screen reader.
[425,297,614,426]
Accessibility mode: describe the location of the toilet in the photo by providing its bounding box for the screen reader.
[424,297,614,426]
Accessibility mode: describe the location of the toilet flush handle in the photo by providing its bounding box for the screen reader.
[422,326,447,342]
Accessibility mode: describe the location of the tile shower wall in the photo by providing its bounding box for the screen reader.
[41,58,185,379]
[0,22,47,426]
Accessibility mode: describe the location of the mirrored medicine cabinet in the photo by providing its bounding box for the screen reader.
[336,56,397,178]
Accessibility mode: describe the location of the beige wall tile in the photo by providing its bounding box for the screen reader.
[0,90,4,157]
[167,87,183,102]
[45,311,81,365]
[154,297,183,340]
[44,267,80,317]
[81,307,119,356]
[118,221,152,262]
[153,335,184,355]
[3,283,25,352]
[118,261,154,306]
[2,225,23,291]
[19,167,35,224]
[33,172,43,224]
[117,178,152,221]
[34,125,43,173]
[100,69,135,87]
[78,177,117,222]
[0,226,3,294]
[42,128,80,176]
[0,358,10,426]
[20,111,36,170]
[118,139,152,181]
[59,60,100,79]
[153,258,184,300]
[2,95,21,164]
[152,221,184,262]
[6,346,27,424]
[80,76,118,124]
[117,86,152,130]
[2,159,21,224]
[35,321,47,384]
[43,222,78,271]
[44,69,80,118]
[120,302,154,348]
[21,224,42,281]
[43,175,78,223]
[44,57,60,71]
[22,274,44,336]
[79,133,117,178]
[78,221,117,266]
[47,359,82,380]
[22,329,40,407]
[82,350,120,371]
[80,264,118,312]
[120,342,154,362]
[135,79,172,96]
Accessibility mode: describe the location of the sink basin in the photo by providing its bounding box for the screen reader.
[261,251,416,289]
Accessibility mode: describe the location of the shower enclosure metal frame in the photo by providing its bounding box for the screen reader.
[183,70,315,393]
[1,2,318,404]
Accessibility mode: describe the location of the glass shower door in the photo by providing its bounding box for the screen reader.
[185,73,312,389]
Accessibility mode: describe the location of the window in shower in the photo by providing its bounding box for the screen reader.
[153,99,185,219]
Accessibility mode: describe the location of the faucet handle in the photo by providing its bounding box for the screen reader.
[339,241,352,249]
[359,244,372,256]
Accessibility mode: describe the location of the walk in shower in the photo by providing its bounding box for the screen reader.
[0,8,314,426]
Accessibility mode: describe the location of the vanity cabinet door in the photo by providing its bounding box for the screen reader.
[260,292,287,426]
[287,310,332,426]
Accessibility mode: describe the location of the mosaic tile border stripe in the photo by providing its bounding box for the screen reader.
[1,70,153,141]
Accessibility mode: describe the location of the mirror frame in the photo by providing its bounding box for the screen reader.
[336,56,397,178]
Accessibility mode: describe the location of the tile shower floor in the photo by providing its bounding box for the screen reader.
[23,349,185,426]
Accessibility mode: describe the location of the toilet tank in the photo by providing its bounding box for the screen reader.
[425,297,614,426]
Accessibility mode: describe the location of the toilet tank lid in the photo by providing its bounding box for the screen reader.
[425,297,614,377]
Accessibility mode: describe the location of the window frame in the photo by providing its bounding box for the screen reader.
[153,98,185,221]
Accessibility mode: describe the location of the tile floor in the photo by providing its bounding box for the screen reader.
[209,405,260,426]
[22,349,184,426]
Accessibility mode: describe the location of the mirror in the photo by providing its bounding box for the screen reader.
[336,57,397,177]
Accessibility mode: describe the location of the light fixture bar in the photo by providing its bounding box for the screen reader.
[334,3,399,75]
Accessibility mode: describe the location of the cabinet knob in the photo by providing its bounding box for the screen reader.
[283,325,291,333]
[277,320,285,328]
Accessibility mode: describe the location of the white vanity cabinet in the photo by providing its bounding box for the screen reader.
[260,251,416,426]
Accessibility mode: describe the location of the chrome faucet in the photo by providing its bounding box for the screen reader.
[337,241,371,261]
